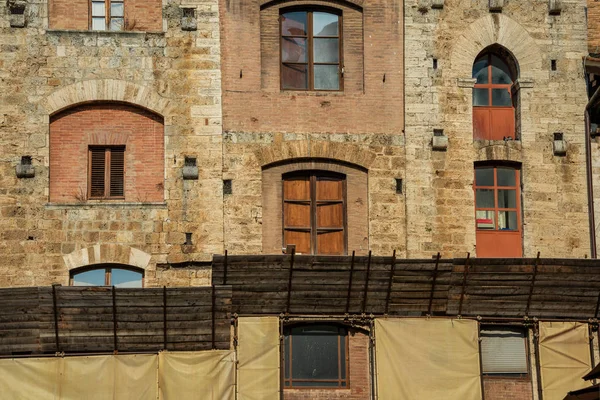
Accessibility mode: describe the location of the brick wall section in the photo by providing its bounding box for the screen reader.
[49,0,88,30]
[48,0,162,32]
[49,103,164,203]
[284,329,370,400]
[590,0,600,54]
[483,377,533,400]
[220,0,404,134]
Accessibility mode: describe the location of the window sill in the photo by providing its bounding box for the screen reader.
[278,90,347,97]
[45,202,167,209]
[45,29,165,36]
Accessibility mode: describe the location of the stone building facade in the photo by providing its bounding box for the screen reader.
[0,0,596,288]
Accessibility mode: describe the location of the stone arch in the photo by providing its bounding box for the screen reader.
[450,14,542,78]
[42,79,172,118]
[63,244,152,271]
[254,140,377,170]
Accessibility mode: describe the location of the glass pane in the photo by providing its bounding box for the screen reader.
[476,210,495,230]
[476,189,495,208]
[498,211,518,230]
[111,2,124,17]
[314,38,339,63]
[497,168,516,186]
[472,57,489,83]
[314,65,339,90]
[110,18,124,31]
[313,12,338,36]
[111,268,142,288]
[282,64,308,90]
[473,88,489,106]
[498,190,516,209]
[492,88,511,106]
[92,1,105,16]
[290,326,340,381]
[72,269,106,286]
[475,168,494,186]
[491,54,512,84]
[282,12,307,36]
[92,17,106,31]
[282,37,307,63]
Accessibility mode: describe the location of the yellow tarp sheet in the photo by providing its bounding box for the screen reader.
[0,354,158,400]
[375,318,482,400]
[237,317,280,400]
[158,350,235,400]
[539,321,592,400]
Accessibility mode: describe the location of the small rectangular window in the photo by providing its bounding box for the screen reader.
[480,326,528,375]
[90,0,124,31]
[88,146,125,199]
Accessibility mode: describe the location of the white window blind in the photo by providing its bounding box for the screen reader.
[480,326,528,374]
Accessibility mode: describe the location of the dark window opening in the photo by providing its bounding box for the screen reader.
[88,146,125,199]
[281,9,342,91]
[283,324,348,388]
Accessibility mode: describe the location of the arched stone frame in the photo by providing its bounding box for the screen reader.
[63,244,152,272]
[262,158,369,255]
[450,15,539,142]
[42,79,171,202]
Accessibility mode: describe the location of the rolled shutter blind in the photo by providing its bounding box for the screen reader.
[480,327,527,374]
[109,147,125,197]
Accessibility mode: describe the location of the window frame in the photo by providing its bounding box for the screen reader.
[479,324,530,378]
[283,324,349,389]
[279,7,344,92]
[89,0,125,31]
[474,165,521,233]
[88,145,126,200]
[282,170,348,255]
[473,53,514,108]
[70,264,144,287]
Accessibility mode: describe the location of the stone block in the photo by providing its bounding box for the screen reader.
[488,0,503,12]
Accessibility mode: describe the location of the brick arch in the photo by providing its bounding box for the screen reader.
[63,244,152,271]
[255,140,376,170]
[42,79,172,118]
[449,14,542,78]
[260,0,363,11]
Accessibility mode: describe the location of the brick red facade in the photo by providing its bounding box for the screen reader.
[284,329,370,400]
[483,377,533,400]
[48,0,163,32]
[49,103,164,203]
[220,0,404,134]
[590,0,600,54]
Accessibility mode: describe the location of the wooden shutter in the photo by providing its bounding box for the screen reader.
[316,176,345,255]
[89,148,106,198]
[283,176,311,254]
[109,147,124,197]
[480,327,528,374]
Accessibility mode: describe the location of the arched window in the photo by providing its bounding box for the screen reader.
[472,47,518,140]
[280,9,342,91]
[70,264,143,287]
[283,324,348,388]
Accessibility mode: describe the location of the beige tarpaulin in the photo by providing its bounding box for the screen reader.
[375,318,482,400]
[158,350,235,400]
[539,321,592,400]
[0,354,157,400]
[237,317,280,400]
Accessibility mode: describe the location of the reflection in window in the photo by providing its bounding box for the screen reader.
[71,266,143,287]
[474,166,520,231]
[281,10,341,91]
[91,0,124,31]
[284,325,348,388]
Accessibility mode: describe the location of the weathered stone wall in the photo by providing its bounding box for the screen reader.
[404,0,590,258]
[0,0,223,287]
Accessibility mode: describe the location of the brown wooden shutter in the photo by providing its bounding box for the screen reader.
[109,147,124,197]
[316,176,345,255]
[283,176,311,254]
[89,148,106,198]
